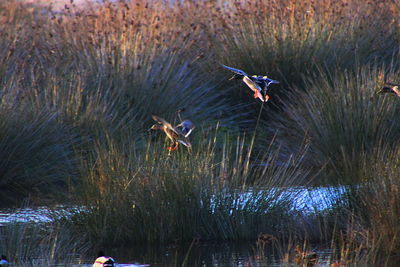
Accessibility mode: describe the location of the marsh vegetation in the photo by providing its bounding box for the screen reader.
[0,0,400,265]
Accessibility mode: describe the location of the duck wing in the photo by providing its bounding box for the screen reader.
[177,138,192,152]
[221,64,249,76]
[383,83,400,96]
[395,89,400,96]
[176,120,195,138]
[253,76,280,88]
[152,115,179,135]
[263,77,280,87]
[177,139,191,147]
[391,86,400,96]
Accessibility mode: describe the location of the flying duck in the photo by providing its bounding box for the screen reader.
[150,115,194,151]
[221,64,279,102]
[377,82,400,97]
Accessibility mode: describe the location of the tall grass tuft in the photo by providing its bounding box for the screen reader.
[0,106,79,206]
[210,0,400,117]
[213,0,399,81]
[0,0,249,204]
[267,65,400,183]
[0,220,88,266]
[66,130,310,247]
[333,145,400,257]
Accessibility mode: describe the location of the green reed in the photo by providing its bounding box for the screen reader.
[0,219,88,267]
[66,130,309,247]
[267,64,400,183]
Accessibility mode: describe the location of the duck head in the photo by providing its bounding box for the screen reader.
[149,124,163,131]
[229,73,244,80]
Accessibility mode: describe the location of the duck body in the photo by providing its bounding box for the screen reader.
[222,64,279,102]
[93,256,115,267]
[0,255,9,267]
[378,82,400,97]
[150,115,193,151]
[176,120,195,137]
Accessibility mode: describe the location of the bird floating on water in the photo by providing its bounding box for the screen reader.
[221,64,279,102]
[293,246,317,266]
[150,115,194,152]
[93,251,115,267]
[377,82,400,97]
[0,255,9,267]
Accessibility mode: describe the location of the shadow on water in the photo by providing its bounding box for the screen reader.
[1,186,398,266]
[86,241,279,267]
[80,241,340,267]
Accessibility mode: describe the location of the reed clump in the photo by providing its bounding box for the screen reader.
[67,132,309,247]
[210,0,400,88]
[268,65,400,183]
[333,146,400,257]
[0,0,247,204]
[0,106,79,206]
[0,220,88,266]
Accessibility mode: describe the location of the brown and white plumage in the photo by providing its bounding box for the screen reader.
[378,82,400,97]
[150,115,193,151]
[93,251,115,267]
[221,64,279,102]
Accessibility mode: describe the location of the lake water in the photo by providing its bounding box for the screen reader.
[0,187,344,266]
[68,241,336,266]
[0,186,345,226]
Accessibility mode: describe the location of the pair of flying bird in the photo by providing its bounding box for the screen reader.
[150,65,279,152]
[151,65,400,152]
[222,65,400,99]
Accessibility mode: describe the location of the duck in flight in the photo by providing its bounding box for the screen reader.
[150,115,194,152]
[221,64,279,102]
[377,82,400,97]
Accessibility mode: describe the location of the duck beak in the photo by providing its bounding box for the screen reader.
[228,75,235,80]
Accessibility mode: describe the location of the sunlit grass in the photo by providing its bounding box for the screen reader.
[210,0,400,117]
[67,130,309,247]
[268,65,400,183]
[334,145,400,256]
